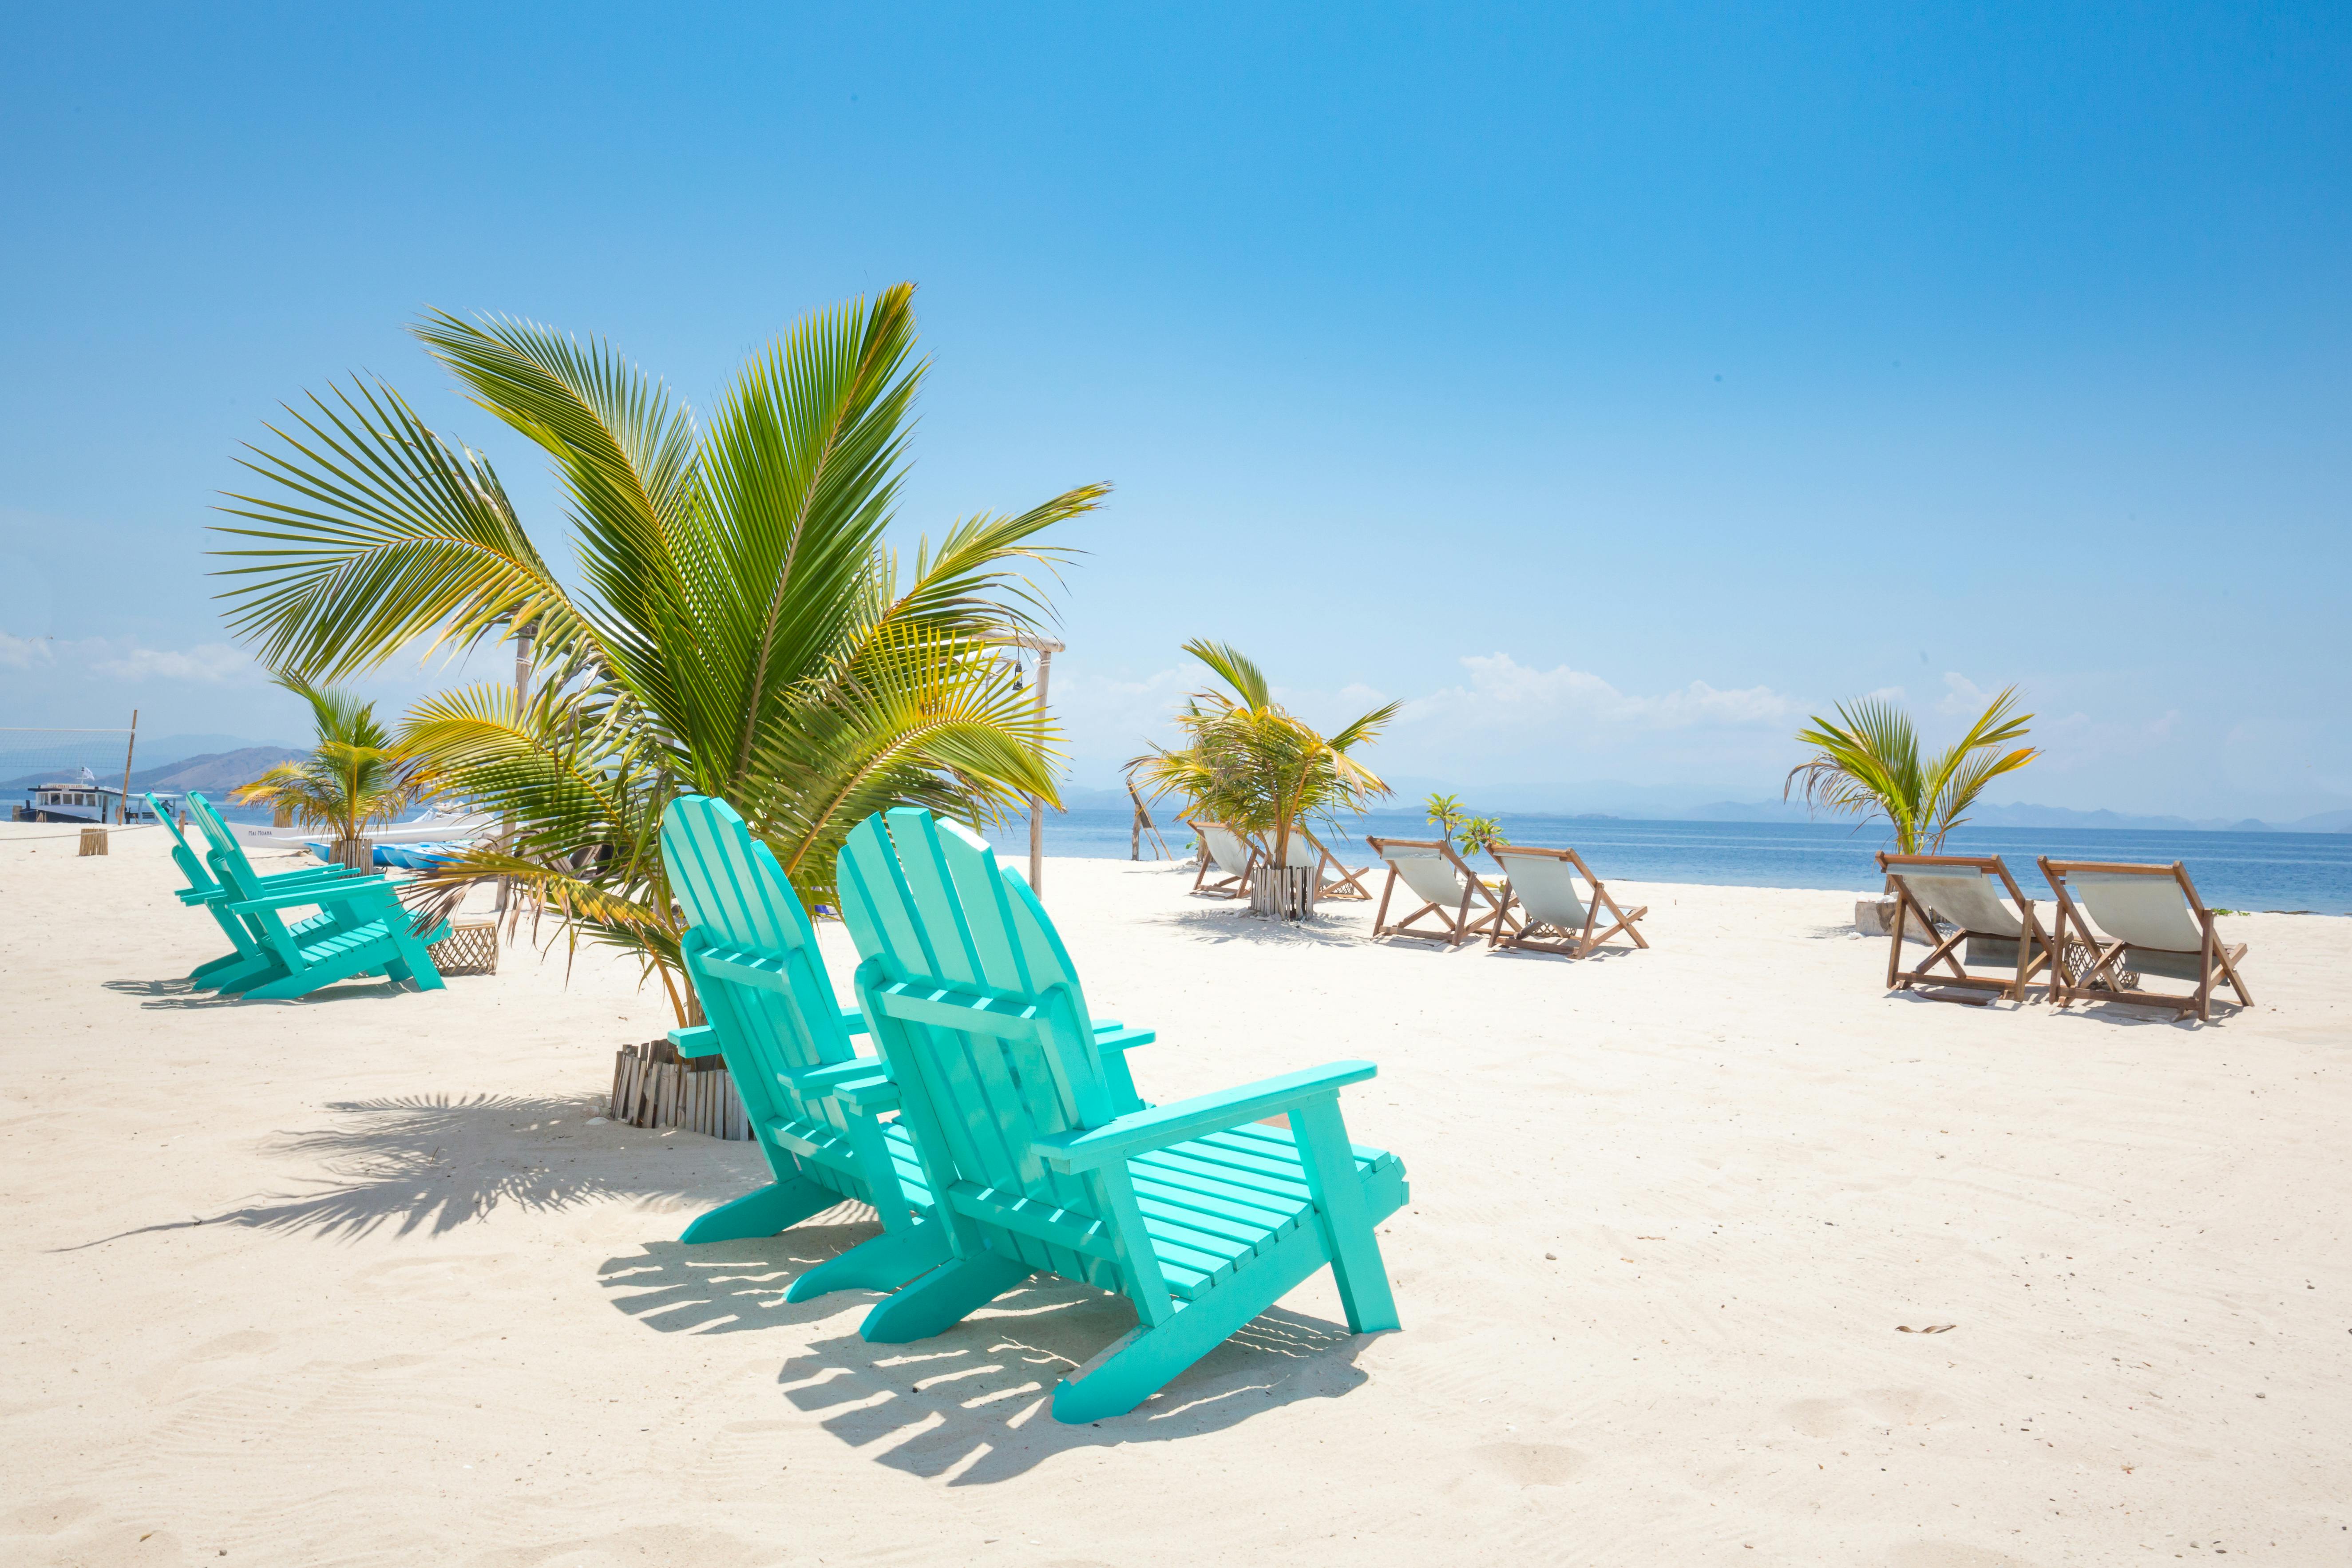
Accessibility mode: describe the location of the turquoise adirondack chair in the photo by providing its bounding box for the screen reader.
[180,792,448,999]
[150,793,372,993]
[835,807,1406,1423]
[658,794,1157,1302]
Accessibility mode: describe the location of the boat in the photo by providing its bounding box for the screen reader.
[11,768,180,825]
[274,809,495,869]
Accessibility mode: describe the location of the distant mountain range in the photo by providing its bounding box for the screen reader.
[3,746,305,796]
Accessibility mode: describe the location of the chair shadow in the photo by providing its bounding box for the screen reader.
[102,974,440,1009]
[59,1092,713,1247]
[2043,995,2243,1028]
[599,1231,1378,1479]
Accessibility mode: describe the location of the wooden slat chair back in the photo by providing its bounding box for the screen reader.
[835,807,1406,1422]
[1874,853,2053,1003]
[178,792,446,1000]
[1366,835,1510,944]
[2037,858,2252,1021]
[1488,844,1650,958]
[1188,818,1257,897]
[656,794,962,1300]
[149,791,363,992]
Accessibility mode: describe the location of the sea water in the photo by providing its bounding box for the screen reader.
[978,808,2352,915]
[128,796,2352,915]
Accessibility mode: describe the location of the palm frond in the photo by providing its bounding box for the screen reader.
[212,380,586,682]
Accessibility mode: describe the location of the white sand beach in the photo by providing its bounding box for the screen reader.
[4,822,2348,1566]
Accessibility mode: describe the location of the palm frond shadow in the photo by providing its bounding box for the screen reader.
[63,1093,718,1248]
[1136,908,1363,949]
[103,975,423,1010]
[600,1236,1374,1477]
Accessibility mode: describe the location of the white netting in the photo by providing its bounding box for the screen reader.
[1,728,137,820]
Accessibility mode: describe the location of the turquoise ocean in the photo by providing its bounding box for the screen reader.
[147,796,2352,916]
[978,808,2352,916]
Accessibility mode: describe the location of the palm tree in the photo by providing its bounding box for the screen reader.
[1783,686,2038,854]
[232,677,431,867]
[1129,641,1395,873]
[212,285,1103,1022]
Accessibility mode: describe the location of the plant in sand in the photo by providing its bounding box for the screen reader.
[1425,792,1507,856]
[1128,641,1395,868]
[232,677,432,862]
[1457,815,1509,856]
[213,284,1102,1022]
[1783,686,2038,854]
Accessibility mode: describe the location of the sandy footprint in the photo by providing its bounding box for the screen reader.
[1469,1441,1588,1486]
[1780,1397,1858,1438]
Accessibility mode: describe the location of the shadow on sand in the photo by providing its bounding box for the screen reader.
[60,1091,726,1247]
[102,974,429,1010]
[596,1230,1379,1480]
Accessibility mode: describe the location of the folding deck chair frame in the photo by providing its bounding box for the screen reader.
[1875,851,2054,1003]
[2037,858,2253,1022]
[1366,835,1511,945]
[1251,827,1376,902]
[1487,844,1650,958]
[1188,818,1257,898]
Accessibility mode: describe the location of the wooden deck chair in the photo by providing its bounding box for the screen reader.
[180,792,447,1000]
[151,791,366,993]
[1188,818,1258,897]
[1366,835,1511,945]
[659,795,1157,1302]
[1874,852,2053,1003]
[1487,844,1650,958]
[2038,859,2252,1022]
[1255,828,1377,901]
[835,807,1406,1423]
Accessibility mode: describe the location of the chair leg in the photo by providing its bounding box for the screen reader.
[680,1176,839,1244]
[784,1217,953,1303]
[1049,1213,1334,1423]
[858,1250,1030,1343]
[1288,1098,1399,1334]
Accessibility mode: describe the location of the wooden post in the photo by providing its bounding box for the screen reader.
[497,622,531,915]
[1029,645,1051,895]
[118,709,138,824]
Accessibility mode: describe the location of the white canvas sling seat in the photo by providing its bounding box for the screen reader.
[1487,844,1649,958]
[1188,818,1258,898]
[1366,835,1509,945]
[2038,858,2253,1022]
[1874,852,2054,1003]
[1259,827,1377,901]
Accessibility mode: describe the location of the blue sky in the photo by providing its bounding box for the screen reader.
[2,4,2345,818]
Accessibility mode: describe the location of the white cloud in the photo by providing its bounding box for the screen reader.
[1399,652,1797,731]
[1935,672,2000,717]
[91,642,257,684]
[0,633,57,669]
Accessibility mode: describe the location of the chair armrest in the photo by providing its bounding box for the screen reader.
[779,1056,887,1094]
[1034,1060,1376,1173]
[183,867,359,904]
[667,1026,719,1059]
[226,882,400,914]
[837,1004,869,1037]
[779,1056,899,1112]
[1093,1024,1155,1052]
